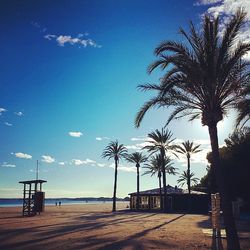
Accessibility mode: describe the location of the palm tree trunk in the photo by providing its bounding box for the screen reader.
[208,125,240,250]
[161,149,167,213]
[112,158,118,212]
[187,155,191,194]
[136,163,140,210]
[158,172,162,210]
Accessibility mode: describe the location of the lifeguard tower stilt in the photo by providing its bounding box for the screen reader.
[19,180,47,216]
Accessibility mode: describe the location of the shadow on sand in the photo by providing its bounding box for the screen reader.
[0,211,186,250]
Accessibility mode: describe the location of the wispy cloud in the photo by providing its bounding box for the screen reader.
[108,163,136,173]
[130,137,146,141]
[31,21,47,32]
[32,20,100,49]
[0,108,7,115]
[14,111,24,116]
[1,162,16,168]
[41,155,55,163]
[69,131,83,137]
[125,141,151,151]
[97,163,106,167]
[96,136,110,141]
[194,0,222,6]
[44,33,101,48]
[69,157,136,173]
[58,162,66,166]
[4,122,13,127]
[71,158,96,166]
[14,152,32,159]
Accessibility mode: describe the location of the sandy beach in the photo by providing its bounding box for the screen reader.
[0,203,249,250]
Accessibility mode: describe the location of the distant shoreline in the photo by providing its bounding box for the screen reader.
[0,198,129,207]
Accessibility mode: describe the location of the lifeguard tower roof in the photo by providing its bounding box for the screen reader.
[19,180,47,184]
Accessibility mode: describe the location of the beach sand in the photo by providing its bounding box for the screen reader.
[0,203,249,250]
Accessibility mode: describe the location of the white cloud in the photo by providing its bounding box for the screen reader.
[41,155,55,163]
[197,0,250,60]
[71,158,96,166]
[126,144,141,150]
[58,162,65,166]
[195,0,222,6]
[108,163,136,173]
[44,33,101,48]
[14,152,32,159]
[97,163,106,167]
[0,108,7,114]
[125,141,151,151]
[4,122,13,126]
[14,111,24,116]
[1,162,16,168]
[175,138,210,146]
[44,34,56,40]
[69,131,83,137]
[130,137,146,141]
[96,136,109,141]
[119,166,137,173]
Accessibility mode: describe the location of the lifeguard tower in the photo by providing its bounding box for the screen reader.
[19,179,47,216]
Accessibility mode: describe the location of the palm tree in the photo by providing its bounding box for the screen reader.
[125,152,147,209]
[102,140,127,212]
[135,10,250,249]
[177,170,199,189]
[143,128,177,212]
[143,154,163,209]
[143,153,177,210]
[176,141,201,194]
[235,84,250,128]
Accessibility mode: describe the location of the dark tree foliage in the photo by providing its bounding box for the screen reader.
[198,128,250,211]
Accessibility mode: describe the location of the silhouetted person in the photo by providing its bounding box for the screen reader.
[59,201,61,206]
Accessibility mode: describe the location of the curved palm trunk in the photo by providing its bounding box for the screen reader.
[136,163,140,210]
[208,125,240,250]
[112,158,118,212]
[187,155,191,194]
[161,149,167,213]
[158,172,163,210]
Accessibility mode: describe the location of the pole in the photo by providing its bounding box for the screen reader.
[36,160,39,180]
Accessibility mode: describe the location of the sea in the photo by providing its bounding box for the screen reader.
[0,199,128,207]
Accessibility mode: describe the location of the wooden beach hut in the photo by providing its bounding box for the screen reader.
[129,185,209,213]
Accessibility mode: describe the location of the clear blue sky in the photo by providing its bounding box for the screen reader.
[0,0,244,198]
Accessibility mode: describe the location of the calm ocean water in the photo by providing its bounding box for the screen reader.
[0,199,128,207]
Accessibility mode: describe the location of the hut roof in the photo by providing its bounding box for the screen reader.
[129,185,206,196]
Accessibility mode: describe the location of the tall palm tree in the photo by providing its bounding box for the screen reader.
[143,128,177,212]
[143,153,177,210]
[177,170,199,189]
[176,141,201,194]
[102,140,127,212]
[125,152,147,209]
[135,10,249,249]
[235,83,250,128]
